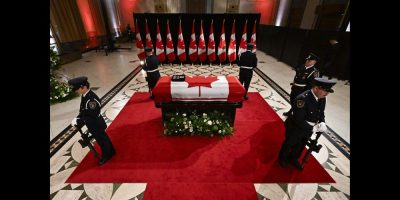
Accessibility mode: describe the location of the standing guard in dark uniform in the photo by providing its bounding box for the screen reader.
[283,53,320,116]
[237,43,257,100]
[142,47,160,99]
[278,78,336,169]
[68,76,116,166]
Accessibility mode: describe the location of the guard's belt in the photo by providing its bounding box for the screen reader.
[306,121,317,126]
[293,83,306,87]
[240,66,253,70]
[146,69,159,73]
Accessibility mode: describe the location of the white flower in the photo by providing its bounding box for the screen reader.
[189,127,193,132]
[171,117,175,121]
[221,113,224,116]
[183,113,186,117]
[55,86,58,89]
[55,96,58,99]
[207,120,212,125]
[176,112,179,115]
[218,130,222,133]
[183,121,186,125]
[184,125,188,129]
[203,113,207,118]
[203,119,207,122]
[62,93,67,97]
[188,121,192,124]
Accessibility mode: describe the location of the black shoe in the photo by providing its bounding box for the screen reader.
[283,111,290,116]
[97,157,110,166]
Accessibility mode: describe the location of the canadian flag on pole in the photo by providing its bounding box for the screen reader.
[166,20,176,63]
[145,19,153,48]
[198,20,207,63]
[218,19,226,63]
[177,19,186,63]
[189,19,198,63]
[207,20,216,63]
[155,19,166,62]
[250,20,257,53]
[228,20,236,63]
[238,20,247,56]
[135,19,146,60]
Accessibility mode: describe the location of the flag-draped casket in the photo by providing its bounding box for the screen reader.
[152,76,246,125]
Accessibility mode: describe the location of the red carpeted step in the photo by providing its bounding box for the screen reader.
[67,92,334,184]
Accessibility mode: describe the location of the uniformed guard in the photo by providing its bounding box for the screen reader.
[142,47,160,99]
[278,77,336,169]
[283,53,320,116]
[68,76,116,166]
[237,43,257,100]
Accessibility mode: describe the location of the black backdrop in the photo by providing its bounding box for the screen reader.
[258,25,350,80]
[134,13,261,64]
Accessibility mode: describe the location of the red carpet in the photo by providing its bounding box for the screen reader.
[143,183,258,200]
[67,92,334,198]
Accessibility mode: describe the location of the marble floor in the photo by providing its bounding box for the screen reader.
[50,43,350,200]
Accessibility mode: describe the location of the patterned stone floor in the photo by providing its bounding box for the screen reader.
[50,63,350,200]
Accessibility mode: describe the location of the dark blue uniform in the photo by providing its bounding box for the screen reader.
[76,90,115,160]
[279,89,326,167]
[143,54,161,90]
[289,64,319,107]
[237,50,257,96]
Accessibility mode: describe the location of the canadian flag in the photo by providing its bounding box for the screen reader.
[171,76,229,100]
[207,20,216,63]
[189,19,198,63]
[218,19,226,63]
[238,20,247,56]
[177,19,186,63]
[145,19,153,48]
[135,19,146,60]
[155,19,166,62]
[198,20,207,63]
[250,20,257,53]
[228,20,236,63]
[165,20,176,62]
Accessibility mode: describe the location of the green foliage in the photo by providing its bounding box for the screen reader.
[163,110,234,137]
[50,46,78,105]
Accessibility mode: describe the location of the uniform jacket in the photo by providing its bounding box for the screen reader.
[286,90,326,136]
[76,90,107,134]
[292,64,319,91]
[143,55,160,74]
[237,50,257,69]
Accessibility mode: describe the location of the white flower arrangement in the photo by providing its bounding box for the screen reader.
[163,110,234,137]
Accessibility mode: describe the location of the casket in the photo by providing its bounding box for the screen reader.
[152,76,246,126]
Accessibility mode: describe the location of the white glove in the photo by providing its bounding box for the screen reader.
[71,118,78,126]
[317,122,328,133]
[312,125,319,133]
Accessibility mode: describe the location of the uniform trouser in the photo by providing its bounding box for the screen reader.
[239,69,253,95]
[279,133,309,161]
[147,72,161,90]
[289,86,306,106]
[92,130,115,159]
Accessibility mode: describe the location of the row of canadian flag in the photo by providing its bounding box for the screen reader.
[136,19,257,64]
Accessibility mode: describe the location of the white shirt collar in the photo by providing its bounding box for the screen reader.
[310,89,319,102]
[83,89,90,97]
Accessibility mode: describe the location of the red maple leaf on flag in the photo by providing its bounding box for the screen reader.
[186,76,219,97]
